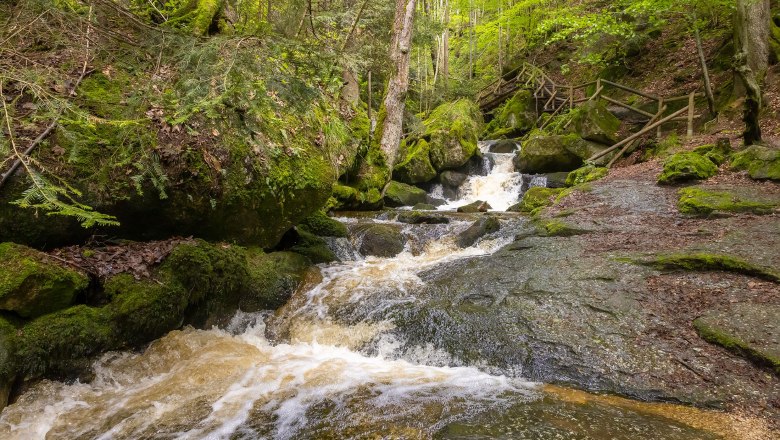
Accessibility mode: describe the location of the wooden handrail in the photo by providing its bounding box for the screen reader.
[601,95,655,119]
[599,79,660,102]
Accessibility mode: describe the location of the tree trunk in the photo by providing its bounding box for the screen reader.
[734,0,770,145]
[693,20,716,117]
[377,0,417,168]
[441,0,450,91]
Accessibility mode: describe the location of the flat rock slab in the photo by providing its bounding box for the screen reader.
[694,303,780,374]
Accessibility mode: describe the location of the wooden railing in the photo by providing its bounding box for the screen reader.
[476,62,702,167]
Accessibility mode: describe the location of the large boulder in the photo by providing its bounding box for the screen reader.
[0,243,89,318]
[658,152,718,184]
[298,211,348,238]
[393,139,438,184]
[354,224,407,258]
[425,100,484,172]
[243,250,312,312]
[384,181,429,207]
[509,187,563,214]
[483,90,536,139]
[730,145,780,181]
[570,100,621,145]
[513,134,607,174]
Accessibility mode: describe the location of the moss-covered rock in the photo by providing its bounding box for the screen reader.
[570,100,621,145]
[0,243,89,318]
[355,224,406,258]
[298,211,348,238]
[482,90,536,139]
[331,184,383,211]
[457,200,492,213]
[0,317,16,383]
[384,181,429,208]
[393,139,438,184]
[730,145,780,181]
[396,211,450,225]
[565,165,609,187]
[693,141,732,166]
[513,134,607,174]
[289,230,338,264]
[243,250,312,311]
[424,99,484,172]
[694,303,780,374]
[536,219,588,237]
[511,187,563,214]
[657,152,718,184]
[636,252,779,281]
[13,305,116,379]
[678,187,778,217]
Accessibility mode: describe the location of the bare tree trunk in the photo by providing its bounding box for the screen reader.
[378,0,417,168]
[441,0,450,91]
[734,0,770,145]
[693,20,716,117]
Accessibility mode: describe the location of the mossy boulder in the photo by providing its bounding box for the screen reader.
[0,243,89,318]
[513,134,607,174]
[483,90,536,139]
[694,303,780,374]
[298,211,348,238]
[636,252,779,282]
[424,99,484,172]
[570,100,621,145]
[440,171,468,188]
[510,187,563,214]
[536,219,588,237]
[657,152,718,184]
[396,211,450,225]
[693,141,732,166]
[678,187,778,217]
[489,139,520,153]
[331,184,384,211]
[355,224,407,258]
[288,230,338,264]
[730,145,780,181]
[243,250,312,311]
[393,139,438,184]
[384,181,429,208]
[456,217,501,248]
[566,165,609,187]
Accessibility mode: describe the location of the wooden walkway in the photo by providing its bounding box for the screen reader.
[476,62,702,167]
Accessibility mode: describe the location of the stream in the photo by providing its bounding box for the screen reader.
[0,143,757,439]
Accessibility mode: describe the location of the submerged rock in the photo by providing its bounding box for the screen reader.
[0,243,89,318]
[456,217,501,248]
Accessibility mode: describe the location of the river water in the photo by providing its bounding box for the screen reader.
[0,144,768,439]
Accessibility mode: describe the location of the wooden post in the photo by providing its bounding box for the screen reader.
[687,92,695,138]
[569,85,574,110]
[656,97,664,139]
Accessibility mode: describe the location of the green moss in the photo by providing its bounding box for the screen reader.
[243,250,312,311]
[677,187,777,216]
[566,165,609,187]
[693,143,732,166]
[0,242,89,318]
[483,90,535,139]
[169,0,224,34]
[536,219,587,237]
[516,187,564,213]
[657,152,718,184]
[0,317,16,381]
[290,230,338,264]
[393,139,437,184]
[644,133,682,160]
[423,99,484,171]
[730,145,780,181]
[384,181,428,207]
[298,211,348,237]
[570,99,621,145]
[640,252,779,282]
[693,318,780,374]
[13,305,116,378]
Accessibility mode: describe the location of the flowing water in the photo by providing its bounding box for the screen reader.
[437,141,545,212]
[0,145,769,439]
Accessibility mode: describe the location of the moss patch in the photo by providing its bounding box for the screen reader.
[298,211,348,237]
[566,165,609,187]
[511,187,564,213]
[657,152,718,184]
[637,252,779,282]
[384,181,429,208]
[243,249,312,311]
[393,139,438,184]
[423,99,484,172]
[289,230,338,264]
[0,243,89,318]
[693,142,732,166]
[535,219,587,237]
[677,187,778,216]
[730,145,780,181]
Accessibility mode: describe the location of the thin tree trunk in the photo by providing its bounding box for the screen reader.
[734,0,770,145]
[441,0,450,91]
[378,0,417,168]
[693,20,716,117]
